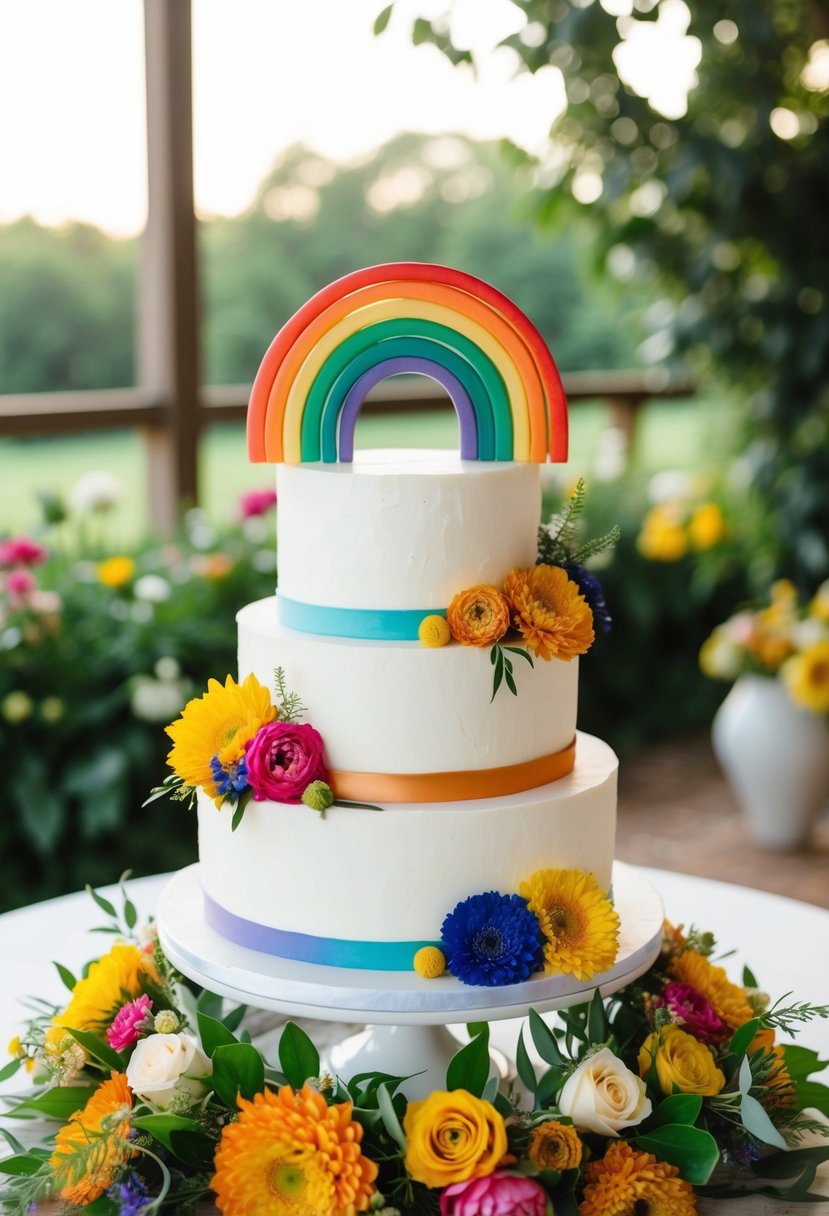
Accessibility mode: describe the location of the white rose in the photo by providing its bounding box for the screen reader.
[558,1047,651,1137]
[126,1032,211,1109]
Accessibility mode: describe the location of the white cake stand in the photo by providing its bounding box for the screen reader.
[157,861,663,1097]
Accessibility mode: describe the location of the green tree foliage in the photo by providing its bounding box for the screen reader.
[382,0,829,585]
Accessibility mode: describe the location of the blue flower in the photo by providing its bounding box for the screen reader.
[441,891,544,987]
[210,754,249,800]
[108,1172,149,1216]
[564,563,612,633]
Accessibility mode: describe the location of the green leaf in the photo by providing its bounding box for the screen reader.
[53,961,77,992]
[504,664,518,696]
[377,1082,406,1149]
[789,1079,829,1117]
[223,1004,248,1034]
[123,898,138,930]
[738,1054,753,1096]
[534,1065,566,1106]
[64,1027,124,1071]
[278,1022,320,1090]
[504,646,534,667]
[636,1125,720,1184]
[231,801,246,832]
[197,1011,239,1057]
[515,1026,537,1095]
[0,1154,44,1177]
[212,1042,266,1107]
[645,1093,702,1129]
[740,1092,787,1149]
[0,1126,28,1155]
[196,989,223,1020]
[728,1017,760,1062]
[133,1113,203,1154]
[782,1045,829,1081]
[743,964,758,988]
[586,989,608,1044]
[85,884,118,920]
[373,3,393,35]
[446,1026,490,1097]
[0,1057,22,1083]
[10,1085,92,1121]
[490,645,504,701]
[528,1009,566,1066]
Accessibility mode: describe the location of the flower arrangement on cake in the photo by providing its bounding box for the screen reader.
[2,883,828,1214]
[700,579,829,715]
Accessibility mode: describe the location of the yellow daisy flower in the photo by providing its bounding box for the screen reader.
[212,1084,377,1216]
[46,943,153,1054]
[519,869,620,981]
[669,949,754,1031]
[503,565,595,662]
[50,1072,135,1207]
[165,673,276,802]
[782,640,829,715]
[579,1140,698,1216]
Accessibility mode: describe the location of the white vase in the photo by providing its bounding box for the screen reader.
[712,673,829,849]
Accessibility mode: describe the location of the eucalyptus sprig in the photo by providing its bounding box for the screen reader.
[490,643,534,702]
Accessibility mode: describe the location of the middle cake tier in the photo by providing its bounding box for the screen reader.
[239,596,578,797]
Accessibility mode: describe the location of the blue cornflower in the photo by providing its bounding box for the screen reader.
[210,754,249,800]
[441,891,544,987]
[564,563,612,633]
[108,1172,149,1216]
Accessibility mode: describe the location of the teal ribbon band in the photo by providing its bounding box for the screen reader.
[279,595,444,641]
[204,892,440,971]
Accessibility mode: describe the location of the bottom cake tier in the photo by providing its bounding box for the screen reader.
[197,731,617,971]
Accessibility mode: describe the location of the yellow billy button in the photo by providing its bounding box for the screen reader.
[413,946,446,979]
[418,615,451,648]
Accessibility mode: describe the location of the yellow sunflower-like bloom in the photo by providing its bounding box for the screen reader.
[97,556,135,588]
[211,1084,377,1216]
[503,565,594,662]
[519,869,620,982]
[446,585,511,647]
[638,1026,725,1097]
[670,949,754,1031]
[579,1140,698,1216]
[50,1072,135,1206]
[46,943,154,1055]
[782,640,829,715]
[528,1119,583,1171]
[165,673,276,803]
[637,505,689,563]
[403,1089,507,1189]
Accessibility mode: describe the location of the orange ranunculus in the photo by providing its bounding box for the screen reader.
[446,584,511,647]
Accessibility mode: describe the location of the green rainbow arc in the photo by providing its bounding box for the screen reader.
[298,318,514,463]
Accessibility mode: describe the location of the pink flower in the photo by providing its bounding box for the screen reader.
[5,569,36,604]
[240,489,277,519]
[245,721,328,804]
[107,994,154,1052]
[661,981,728,1044]
[0,537,47,568]
[440,1172,548,1216]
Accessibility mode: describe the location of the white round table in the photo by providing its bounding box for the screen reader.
[2,867,828,1212]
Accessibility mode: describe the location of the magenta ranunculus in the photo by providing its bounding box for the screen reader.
[107,994,153,1052]
[661,981,728,1044]
[245,721,328,804]
[440,1172,549,1216]
[0,537,47,568]
[240,489,277,519]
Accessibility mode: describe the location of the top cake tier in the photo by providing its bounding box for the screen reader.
[276,450,541,638]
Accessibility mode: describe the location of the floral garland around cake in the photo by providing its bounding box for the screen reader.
[418,480,619,701]
[2,881,829,1215]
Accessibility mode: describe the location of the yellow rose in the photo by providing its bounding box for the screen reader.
[403,1089,507,1188]
[638,1025,725,1097]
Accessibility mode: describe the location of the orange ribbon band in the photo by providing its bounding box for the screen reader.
[329,737,576,804]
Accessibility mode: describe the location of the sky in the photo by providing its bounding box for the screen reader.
[0,0,700,238]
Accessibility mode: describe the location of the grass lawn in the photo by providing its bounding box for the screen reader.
[0,395,736,540]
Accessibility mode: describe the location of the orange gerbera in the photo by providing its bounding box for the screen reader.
[50,1072,135,1206]
[504,565,594,661]
[528,1119,583,1171]
[212,1084,377,1216]
[580,1140,697,1216]
[670,949,755,1031]
[446,584,511,647]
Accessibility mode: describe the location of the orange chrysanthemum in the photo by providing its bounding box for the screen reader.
[50,1072,135,1207]
[165,672,276,803]
[46,943,154,1054]
[503,565,594,661]
[670,949,755,1031]
[520,868,620,981]
[579,1140,698,1216]
[528,1119,583,1171]
[446,584,511,647]
[212,1084,377,1216]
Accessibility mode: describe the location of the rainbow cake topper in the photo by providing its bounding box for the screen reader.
[247,262,568,464]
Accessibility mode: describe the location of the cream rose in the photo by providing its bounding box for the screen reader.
[558,1047,651,1137]
[126,1032,211,1109]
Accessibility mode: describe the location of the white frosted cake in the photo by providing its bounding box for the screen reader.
[170,262,622,982]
